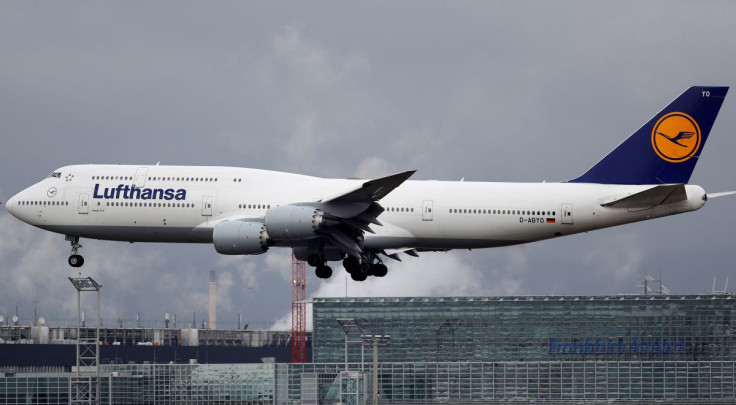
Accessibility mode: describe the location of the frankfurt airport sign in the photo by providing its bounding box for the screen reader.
[548,338,685,356]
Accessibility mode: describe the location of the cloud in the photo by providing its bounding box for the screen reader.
[259,26,375,173]
[580,231,645,283]
[270,26,369,91]
[353,157,396,179]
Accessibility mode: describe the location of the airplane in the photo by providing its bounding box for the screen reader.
[4,86,733,281]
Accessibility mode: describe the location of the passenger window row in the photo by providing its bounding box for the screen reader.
[238,204,271,209]
[387,207,414,213]
[104,201,195,208]
[450,208,556,216]
[19,201,69,206]
[91,176,218,182]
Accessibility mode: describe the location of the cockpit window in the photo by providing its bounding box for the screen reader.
[47,172,61,179]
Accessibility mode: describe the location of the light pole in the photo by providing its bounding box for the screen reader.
[336,318,364,370]
[68,276,102,404]
[362,334,391,405]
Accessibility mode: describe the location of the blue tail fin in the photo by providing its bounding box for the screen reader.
[570,86,728,184]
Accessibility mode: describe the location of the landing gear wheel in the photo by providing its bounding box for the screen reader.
[343,257,360,274]
[350,271,368,281]
[315,265,333,279]
[372,263,388,277]
[359,262,371,275]
[68,255,84,268]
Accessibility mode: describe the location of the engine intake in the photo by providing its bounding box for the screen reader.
[265,205,325,241]
[213,221,269,255]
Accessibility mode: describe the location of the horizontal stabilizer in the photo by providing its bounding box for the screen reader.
[601,184,687,209]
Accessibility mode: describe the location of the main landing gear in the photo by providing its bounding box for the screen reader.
[304,250,388,281]
[66,235,84,268]
[342,254,387,281]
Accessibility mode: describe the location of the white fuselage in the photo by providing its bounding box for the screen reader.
[5,164,707,252]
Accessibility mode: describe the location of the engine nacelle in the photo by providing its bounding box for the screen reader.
[213,221,269,255]
[265,205,325,241]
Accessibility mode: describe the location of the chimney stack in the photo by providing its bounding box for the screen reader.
[208,270,216,329]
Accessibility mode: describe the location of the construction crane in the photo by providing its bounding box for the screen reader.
[291,253,307,363]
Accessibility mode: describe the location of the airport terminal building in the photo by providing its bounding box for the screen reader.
[2,293,736,403]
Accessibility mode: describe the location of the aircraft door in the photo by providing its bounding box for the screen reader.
[422,200,433,221]
[78,194,89,214]
[202,195,213,217]
[561,203,573,224]
[134,168,149,188]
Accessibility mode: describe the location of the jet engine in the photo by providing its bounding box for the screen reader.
[264,205,327,240]
[213,221,269,255]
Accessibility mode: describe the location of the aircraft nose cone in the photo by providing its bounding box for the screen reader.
[5,195,17,218]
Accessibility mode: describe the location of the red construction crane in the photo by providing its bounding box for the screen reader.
[291,253,307,363]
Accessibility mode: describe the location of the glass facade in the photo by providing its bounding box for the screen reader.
[2,361,735,403]
[0,364,277,404]
[1,294,735,403]
[313,295,736,364]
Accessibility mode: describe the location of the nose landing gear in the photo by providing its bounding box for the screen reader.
[66,235,84,268]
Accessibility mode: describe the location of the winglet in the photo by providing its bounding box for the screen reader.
[570,87,728,185]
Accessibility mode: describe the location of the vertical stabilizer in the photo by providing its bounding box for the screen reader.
[570,86,728,184]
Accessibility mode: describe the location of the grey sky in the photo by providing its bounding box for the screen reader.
[1,1,735,330]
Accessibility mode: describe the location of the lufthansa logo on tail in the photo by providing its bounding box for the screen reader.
[651,112,701,163]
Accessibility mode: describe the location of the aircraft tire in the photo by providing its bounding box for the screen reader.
[343,257,360,274]
[350,271,367,282]
[315,265,333,279]
[373,264,388,277]
[68,255,84,267]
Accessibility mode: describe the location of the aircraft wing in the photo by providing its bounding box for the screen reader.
[302,170,416,258]
[600,184,687,209]
[321,170,416,203]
